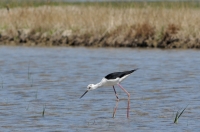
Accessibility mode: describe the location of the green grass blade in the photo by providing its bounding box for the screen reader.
[42,104,46,117]
[178,106,188,119]
[174,111,179,123]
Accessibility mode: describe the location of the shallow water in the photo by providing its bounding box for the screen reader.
[0,46,200,131]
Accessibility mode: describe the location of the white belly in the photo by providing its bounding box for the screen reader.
[100,78,120,86]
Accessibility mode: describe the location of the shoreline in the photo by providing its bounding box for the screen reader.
[0,29,200,49]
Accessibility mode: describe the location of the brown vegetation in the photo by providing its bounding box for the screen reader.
[0,3,200,48]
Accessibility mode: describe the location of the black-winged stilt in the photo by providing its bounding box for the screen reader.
[80,69,138,118]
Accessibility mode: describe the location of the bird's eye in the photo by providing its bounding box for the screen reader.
[89,87,91,89]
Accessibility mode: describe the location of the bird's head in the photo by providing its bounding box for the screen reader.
[80,84,96,98]
[87,84,96,91]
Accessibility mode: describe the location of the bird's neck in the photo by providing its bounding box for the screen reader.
[93,82,102,89]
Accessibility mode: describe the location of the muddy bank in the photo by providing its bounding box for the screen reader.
[0,29,200,49]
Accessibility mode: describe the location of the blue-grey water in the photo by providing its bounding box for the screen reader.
[0,46,200,131]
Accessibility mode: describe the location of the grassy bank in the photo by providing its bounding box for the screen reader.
[0,1,200,48]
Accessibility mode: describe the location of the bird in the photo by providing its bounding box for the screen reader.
[80,69,138,118]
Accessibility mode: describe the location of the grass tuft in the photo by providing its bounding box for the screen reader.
[174,105,188,124]
[132,23,155,39]
[42,104,46,117]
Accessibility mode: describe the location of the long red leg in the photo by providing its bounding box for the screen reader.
[113,86,119,118]
[117,83,130,118]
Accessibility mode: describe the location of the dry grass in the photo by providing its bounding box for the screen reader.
[0,2,200,43]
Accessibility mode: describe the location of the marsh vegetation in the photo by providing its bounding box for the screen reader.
[0,1,200,48]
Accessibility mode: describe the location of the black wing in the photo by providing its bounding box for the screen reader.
[105,69,138,79]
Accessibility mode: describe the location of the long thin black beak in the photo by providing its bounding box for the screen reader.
[80,90,88,98]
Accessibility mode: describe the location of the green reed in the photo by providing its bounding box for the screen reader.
[174,105,188,124]
[42,104,46,117]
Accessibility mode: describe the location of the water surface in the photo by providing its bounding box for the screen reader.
[0,46,200,131]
